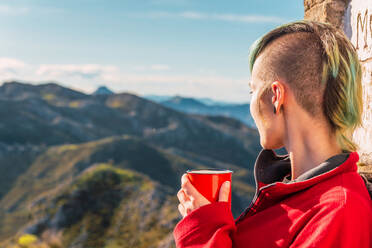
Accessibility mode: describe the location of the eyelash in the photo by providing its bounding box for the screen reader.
[249,90,253,95]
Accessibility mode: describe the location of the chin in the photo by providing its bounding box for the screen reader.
[260,137,284,150]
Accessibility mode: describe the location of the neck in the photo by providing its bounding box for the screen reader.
[284,113,342,180]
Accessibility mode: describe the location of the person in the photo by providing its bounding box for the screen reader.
[173,20,372,248]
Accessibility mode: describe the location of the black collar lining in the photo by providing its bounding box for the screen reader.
[255,149,350,184]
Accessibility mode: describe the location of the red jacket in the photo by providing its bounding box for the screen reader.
[173,150,372,247]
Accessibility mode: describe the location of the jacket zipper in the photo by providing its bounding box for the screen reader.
[235,183,276,224]
[235,164,276,224]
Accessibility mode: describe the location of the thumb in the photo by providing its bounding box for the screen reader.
[218,181,231,202]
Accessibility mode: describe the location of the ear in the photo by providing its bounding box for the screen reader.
[271,81,285,113]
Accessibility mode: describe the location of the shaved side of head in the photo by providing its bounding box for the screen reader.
[249,20,363,151]
[255,32,325,116]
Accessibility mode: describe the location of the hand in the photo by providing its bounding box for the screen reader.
[177,173,231,218]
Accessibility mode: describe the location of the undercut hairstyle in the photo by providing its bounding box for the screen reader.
[248,20,363,152]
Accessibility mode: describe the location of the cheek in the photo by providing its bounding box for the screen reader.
[250,93,266,138]
[250,94,261,129]
[250,94,284,149]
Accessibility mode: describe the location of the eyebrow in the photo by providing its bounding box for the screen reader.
[248,80,253,89]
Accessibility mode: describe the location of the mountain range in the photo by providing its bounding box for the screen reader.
[0,81,261,248]
[144,94,241,106]
[145,95,255,127]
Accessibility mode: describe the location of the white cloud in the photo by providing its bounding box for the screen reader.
[150,64,170,71]
[133,11,287,24]
[0,57,28,78]
[0,5,29,15]
[101,72,251,102]
[0,57,26,70]
[132,64,171,71]
[0,4,64,16]
[180,11,204,19]
[210,13,287,23]
[36,64,118,79]
[150,0,189,5]
[132,65,147,71]
[0,58,251,103]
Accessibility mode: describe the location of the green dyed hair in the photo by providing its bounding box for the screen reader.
[248,20,363,152]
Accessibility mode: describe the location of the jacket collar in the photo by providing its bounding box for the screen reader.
[235,150,359,223]
[255,149,351,187]
[252,149,360,197]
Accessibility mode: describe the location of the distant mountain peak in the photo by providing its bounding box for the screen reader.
[93,86,114,95]
[164,95,206,107]
[0,81,88,100]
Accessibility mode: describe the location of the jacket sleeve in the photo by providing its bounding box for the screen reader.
[290,196,372,248]
[173,201,237,248]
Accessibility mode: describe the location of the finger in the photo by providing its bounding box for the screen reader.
[218,181,231,202]
[178,204,186,218]
[177,189,189,205]
[181,176,203,199]
[181,174,211,206]
[181,174,189,187]
[183,201,193,215]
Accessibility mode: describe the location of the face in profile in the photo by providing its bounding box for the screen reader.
[249,56,285,150]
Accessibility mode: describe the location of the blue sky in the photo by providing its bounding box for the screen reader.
[0,0,303,103]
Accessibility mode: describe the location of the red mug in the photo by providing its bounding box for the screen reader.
[186,168,233,209]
